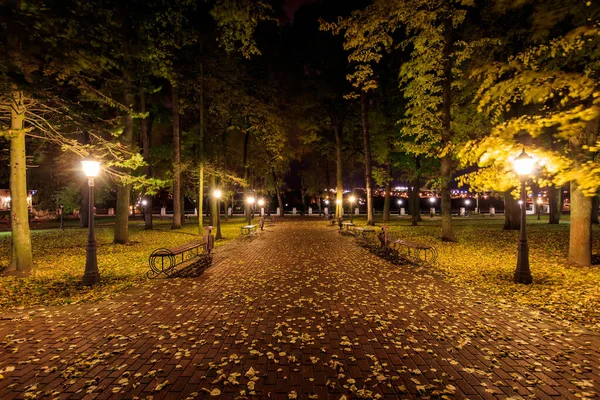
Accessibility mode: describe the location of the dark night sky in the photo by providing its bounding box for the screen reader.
[284,0,314,21]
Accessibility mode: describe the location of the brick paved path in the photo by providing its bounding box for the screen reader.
[1,220,599,399]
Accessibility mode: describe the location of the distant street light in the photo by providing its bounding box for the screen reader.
[349,195,356,223]
[513,149,536,284]
[429,197,436,217]
[537,197,543,220]
[214,189,222,239]
[59,204,64,230]
[81,157,101,286]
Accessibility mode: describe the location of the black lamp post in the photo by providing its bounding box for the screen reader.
[59,204,64,229]
[214,189,222,239]
[81,158,101,286]
[246,196,255,225]
[513,149,535,284]
[537,197,542,220]
[349,195,356,224]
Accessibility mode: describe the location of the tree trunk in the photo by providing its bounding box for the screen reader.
[171,83,182,229]
[503,191,520,230]
[548,184,561,224]
[334,123,344,218]
[243,132,251,218]
[114,91,134,244]
[440,17,456,241]
[8,90,33,273]
[569,181,592,266]
[592,195,599,224]
[210,174,218,228]
[383,151,391,222]
[531,182,540,216]
[198,62,205,235]
[80,179,89,228]
[140,89,152,230]
[272,168,284,217]
[360,91,374,226]
[6,0,32,274]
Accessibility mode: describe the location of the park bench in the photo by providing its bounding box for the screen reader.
[354,227,376,237]
[379,226,438,266]
[241,224,258,235]
[342,222,355,231]
[147,227,214,278]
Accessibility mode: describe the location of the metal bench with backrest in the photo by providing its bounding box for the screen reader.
[148,226,214,278]
[379,226,438,265]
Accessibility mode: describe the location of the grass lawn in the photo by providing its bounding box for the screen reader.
[350,214,600,330]
[0,217,247,311]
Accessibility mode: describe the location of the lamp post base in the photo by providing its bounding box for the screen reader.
[82,270,100,286]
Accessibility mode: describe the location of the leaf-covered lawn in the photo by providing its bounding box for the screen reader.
[0,217,247,310]
[352,215,600,330]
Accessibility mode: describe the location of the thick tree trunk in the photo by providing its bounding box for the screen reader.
[272,168,284,217]
[171,83,182,229]
[243,132,251,218]
[503,191,520,230]
[531,182,540,216]
[8,90,33,273]
[140,89,152,230]
[114,184,131,243]
[548,185,561,224]
[334,123,344,218]
[114,91,134,244]
[440,17,456,241]
[360,91,374,226]
[210,174,218,228]
[383,152,391,222]
[592,195,599,224]
[569,182,592,266]
[198,62,205,234]
[6,0,33,274]
[80,180,89,228]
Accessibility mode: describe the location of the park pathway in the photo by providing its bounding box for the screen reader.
[0,220,599,399]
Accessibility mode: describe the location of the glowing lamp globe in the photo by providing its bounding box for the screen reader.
[349,196,356,203]
[429,197,436,203]
[465,200,471,205]
[213,189,222,199]
[141,200,148,206]
[513,150,535,176]
[397,200,402,205]
[258,199,265,206]
[324,200,329,205]
[81,159,101,178]
[247,197,255,205]
[537,197,543,204]
[336,199,342,205]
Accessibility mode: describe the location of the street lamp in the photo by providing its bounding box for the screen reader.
[246,196,255,225]
[537,197,543,220]
[141,199,147,220]
[465,199,471,213]
[429,197,436,217]
[213,189,222,239]
[81,157,101,286]
[59,204,64,230]
[258,198,265,216]
[349,195,356,223]
[397,199,403,216]
[513,149,535,284]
